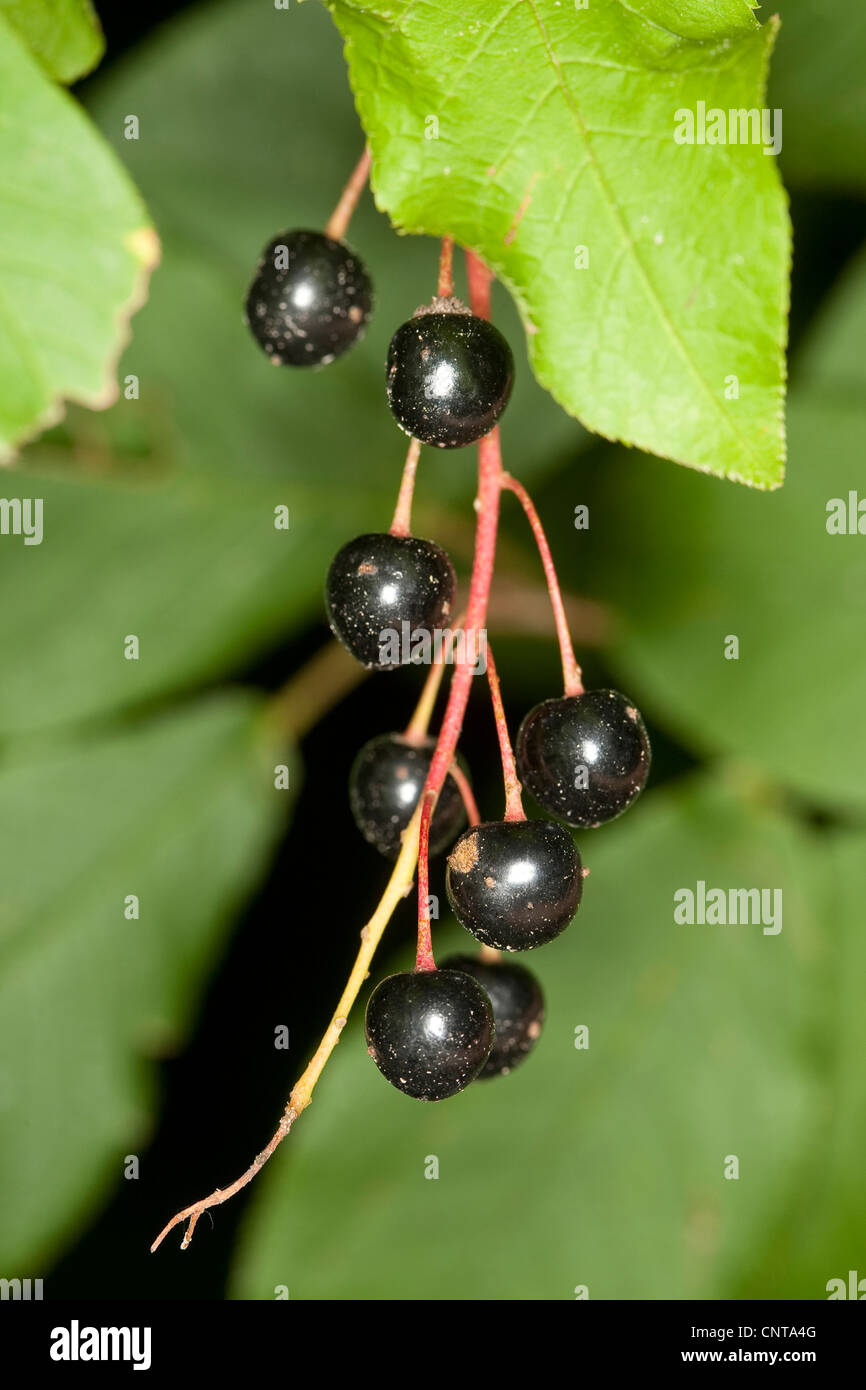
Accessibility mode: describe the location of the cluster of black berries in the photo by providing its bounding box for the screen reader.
[245,227,651,1103]
[363,684,650,1101]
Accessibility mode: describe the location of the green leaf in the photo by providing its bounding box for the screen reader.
[0,466,358,735]
[734,830,866,1297]
[796,249,866,400]
[615,1,759,40]
[0,0,103,83]
[325,0,790,485]
[232,774,821,1300]
[769,0,866,194]
[576,392,866,811]
[0,12,158,458]
[0,692,292,1269]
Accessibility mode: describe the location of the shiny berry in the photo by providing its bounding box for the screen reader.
[349,733,466,859]
[516,689,651,828]
[386,301,514,448]
[365,969,493,1100]
[245,229,372,367]
[440,955,544,1079]
[325,532,456,669]
[446,820,582,951]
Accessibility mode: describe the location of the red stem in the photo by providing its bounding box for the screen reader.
[324,147,372,242]
[485,644,524,821]
[390,437,421,538]
[415,254,503,972]
[501,472,584,697]
[415,790,437,971]
[414,429,502,969]
[466,251,491,318]
[437,237,454,298]
[449,760,480,827]
[402,608,468,745]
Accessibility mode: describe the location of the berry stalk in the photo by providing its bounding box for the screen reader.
[402,609,467,744]
[448,760,480,826]
[485,643,524,822]
[501,472,584,697]
[466,250,492,319]
[324,146,372,242]
[389,437,422,539]
[478,944,502,964]
[437,236,455,298]
[415,788,438,971]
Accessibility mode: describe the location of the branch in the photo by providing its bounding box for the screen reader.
[267,640,366,741]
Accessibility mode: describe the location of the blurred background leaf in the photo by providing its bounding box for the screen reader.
[0,692,292,1270]
[735,829,866,1297]
[0,0,103,83]
[0,466,349,734]
[797,249,866,397]
[570,392,866,811]
[769,0,866,195]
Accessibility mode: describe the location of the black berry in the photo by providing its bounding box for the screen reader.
[245,229,372,367]
[365,969,493,1100]
[386,301,514,448]
[516,689,651,828]
[446,819,582,951]
[349,733,466,859]
[440,955,544,1079]
[325,532,456,669]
